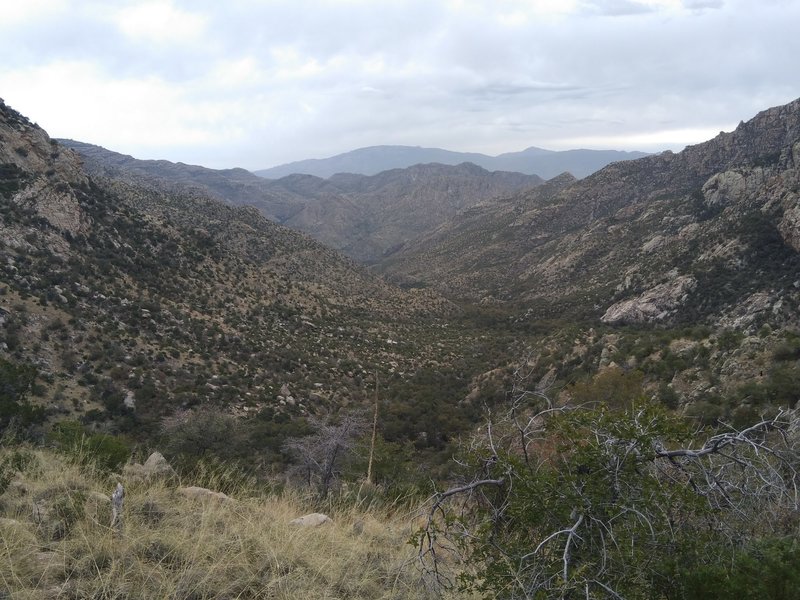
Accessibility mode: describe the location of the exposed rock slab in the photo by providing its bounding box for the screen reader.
[123,452,175,482]
[601,275,696,325]
[779,201,800,252]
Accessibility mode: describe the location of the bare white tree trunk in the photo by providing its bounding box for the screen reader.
[110,482,124,531]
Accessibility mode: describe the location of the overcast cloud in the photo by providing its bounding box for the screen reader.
[1,0,797,170]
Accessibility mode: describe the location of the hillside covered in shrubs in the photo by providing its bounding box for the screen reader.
[2,96,800,598]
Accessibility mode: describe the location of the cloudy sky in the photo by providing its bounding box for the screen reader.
[1,0,798,170]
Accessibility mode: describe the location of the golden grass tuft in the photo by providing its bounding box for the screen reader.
[0,447,469,599]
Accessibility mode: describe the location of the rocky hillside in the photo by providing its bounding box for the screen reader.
[374,98,800,422]
[61,140,541,263]
[58,139,308,223]
[2,99,497,450]
[255,144,649,179]
[382,98,800,328]
[5,96,800,471]
[280,163,541,263]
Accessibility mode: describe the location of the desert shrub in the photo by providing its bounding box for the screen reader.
[657,382,680,409]
[677,537,800,600]
[569,366,644,409]
[736,364,800,408]
[418,398,799,599]
[774,336,800,361]
[717,328,744,351]
[49,420,131,472]
[0,357,46,435]
[90,377,128,416]
[685,398,726,425]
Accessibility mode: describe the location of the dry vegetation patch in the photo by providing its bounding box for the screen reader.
[0,447,470,599]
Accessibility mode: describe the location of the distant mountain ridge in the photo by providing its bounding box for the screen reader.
[60,140,543,263]
[254,145,650,180]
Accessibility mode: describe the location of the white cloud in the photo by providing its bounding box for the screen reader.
[0,0,68,25]
[551,126,734,152]
[0,61,227,148]
[114,1,207,45]
[0,0,797,169]
[210,57,264,87]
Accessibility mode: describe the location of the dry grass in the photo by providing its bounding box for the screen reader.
[0,448,468,599]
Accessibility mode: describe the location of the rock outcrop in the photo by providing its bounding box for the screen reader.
[779,201,800,252]
[601,276,697,325]
[381,97,800,327]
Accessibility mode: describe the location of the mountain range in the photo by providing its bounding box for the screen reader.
[3,95,800,461]
[59,140,543,263]
[2,99,485,452]
[254,144,649,179]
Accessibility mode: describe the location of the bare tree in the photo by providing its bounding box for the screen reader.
[284,413,367,498]
[415,369,800,598]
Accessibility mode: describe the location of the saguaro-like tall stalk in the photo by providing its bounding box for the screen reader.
[366,370,379,485]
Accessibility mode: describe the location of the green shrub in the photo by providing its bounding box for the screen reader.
[49,420,131,472]
[678,537,800,600]
[0,358,46,435]
[774,337,800,361]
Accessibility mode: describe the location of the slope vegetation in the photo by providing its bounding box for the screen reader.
[382,98,800,329]
[2,99,487,450]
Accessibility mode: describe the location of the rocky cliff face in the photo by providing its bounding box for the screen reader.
[0,103,90,244]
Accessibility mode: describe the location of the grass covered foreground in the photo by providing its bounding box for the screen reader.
[0,446,463,599]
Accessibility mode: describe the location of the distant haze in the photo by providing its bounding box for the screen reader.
[255,145,649,180]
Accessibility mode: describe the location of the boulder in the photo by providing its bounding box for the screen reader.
[177,486,232,503]
[779,202,800,252]
[289,512,332,527]
[123,451,175,482]
[702,170,746,208]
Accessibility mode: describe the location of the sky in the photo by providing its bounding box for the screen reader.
[1,0,798,171]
